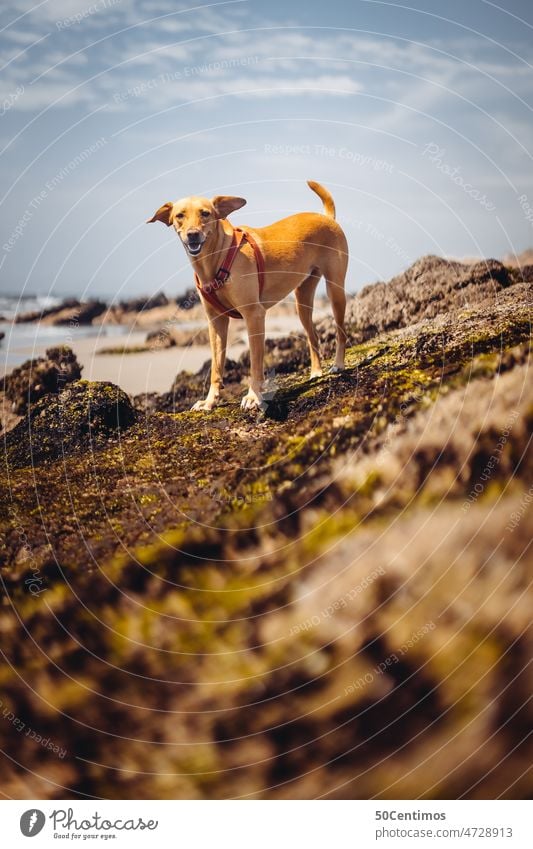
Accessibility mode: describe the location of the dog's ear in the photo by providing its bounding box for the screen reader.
[146,202,174,225]
[211,195,247,219]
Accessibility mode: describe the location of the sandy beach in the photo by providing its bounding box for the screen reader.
[80,312,310,394]
[74,333,217,395]
[2,310,311,395]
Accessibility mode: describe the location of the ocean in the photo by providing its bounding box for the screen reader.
[0,295,129,371]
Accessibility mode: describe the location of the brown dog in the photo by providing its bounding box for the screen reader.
[148,181,348,411]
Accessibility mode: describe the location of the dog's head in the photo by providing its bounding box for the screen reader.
[147,194,246,257]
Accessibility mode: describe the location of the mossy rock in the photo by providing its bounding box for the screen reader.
[349,255,518,340]
[5,379,137,468]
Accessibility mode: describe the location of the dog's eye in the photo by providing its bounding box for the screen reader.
[200,210,210,219]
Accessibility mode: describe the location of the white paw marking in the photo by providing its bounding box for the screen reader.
[191,399,215,411]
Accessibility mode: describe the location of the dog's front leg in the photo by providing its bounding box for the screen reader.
[241,304,265,411]
[191,309,229,411]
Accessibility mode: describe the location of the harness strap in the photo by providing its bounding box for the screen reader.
[194,227,264,320]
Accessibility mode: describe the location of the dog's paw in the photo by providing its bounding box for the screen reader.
[241,391,263,412]
[191,398,216,412]
[310,369,323,380]
[329,364,345,374]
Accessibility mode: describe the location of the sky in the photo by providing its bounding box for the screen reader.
[0,0,532,300]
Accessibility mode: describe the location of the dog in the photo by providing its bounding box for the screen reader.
[148,180,348,411]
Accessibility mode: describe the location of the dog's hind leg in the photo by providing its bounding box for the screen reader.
[295,269,322,378]
[325,275,347,372]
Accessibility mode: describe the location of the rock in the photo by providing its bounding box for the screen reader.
[236,321,346,376]
[194,357,244,385]
[176,287,200,310]
[2,343,530,798]
[118,293,169,313]
[145,327,175,349]
[94,298,178,328]
[3,345,82,415]
[348,255,516,340]
[14,297,81,323]
[135,369,207,413]
[5,380,136,468]
[137,357,246,412]
[145,325,211,348]
[48,299,107,326]
[13,298,107,326]
[0,390,21,434]
[16,298,107,326]
[238,335,308,375]
[515,264,533,283]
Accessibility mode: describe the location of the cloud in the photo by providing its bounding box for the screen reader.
[2,0,530,127]
[1,0,531,157]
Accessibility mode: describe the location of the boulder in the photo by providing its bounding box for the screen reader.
[5,380,137,468]
[3,345,82,414]
[348,255,516,340]
[14,298,80,324]
[175,287,199,310]
[48,299,107,325]
[118,293,169,313]
[145,325,210,348]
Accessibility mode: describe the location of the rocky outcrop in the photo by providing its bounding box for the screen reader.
[3,345,82,415]
[176,286,200,309]
[348,256,516,340]
[5,380,137,468]
[50,299,107,325]
[97,296,177,327]
[135,357,246,413]
[15,298,106,325]
[118,292,169,313]
[145,324,211,348]
[14,297,80,323]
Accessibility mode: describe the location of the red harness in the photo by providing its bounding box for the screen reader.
[194,227,265,319]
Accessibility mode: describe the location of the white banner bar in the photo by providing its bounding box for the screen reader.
[1,800,530,848]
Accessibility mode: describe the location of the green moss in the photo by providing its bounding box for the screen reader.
[97,345,151,355]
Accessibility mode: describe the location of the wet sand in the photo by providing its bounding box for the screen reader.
[77,333,220,395]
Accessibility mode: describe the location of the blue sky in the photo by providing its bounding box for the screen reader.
[0,0,532,299]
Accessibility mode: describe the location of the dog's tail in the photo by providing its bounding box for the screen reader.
[307,180,336,219]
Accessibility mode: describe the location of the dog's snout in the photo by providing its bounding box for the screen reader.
[183,228,205,256]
